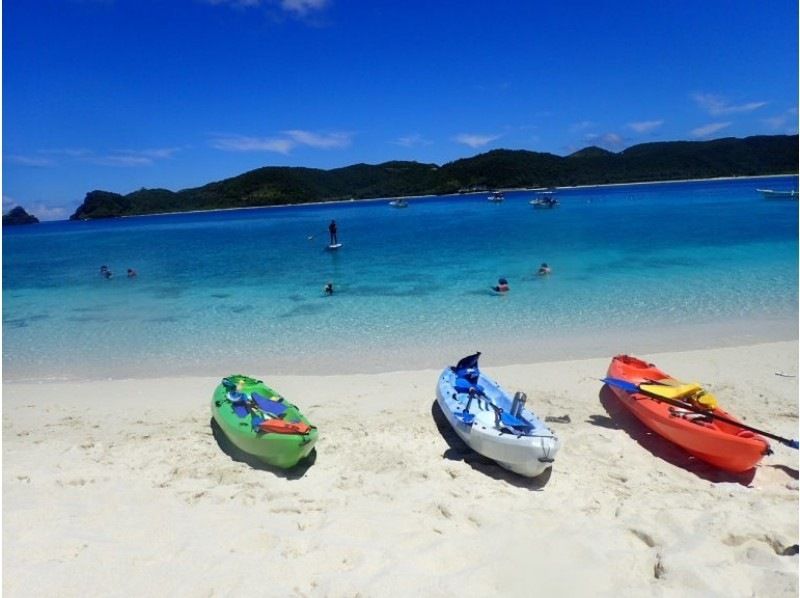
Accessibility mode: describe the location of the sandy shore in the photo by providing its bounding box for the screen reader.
[3,342,798,596]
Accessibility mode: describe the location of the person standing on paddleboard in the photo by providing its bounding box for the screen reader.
[328,220,338,245]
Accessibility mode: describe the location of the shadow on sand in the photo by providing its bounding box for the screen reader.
[210,417,316,480]
[430,400,553,491]
[593,386,757,486]
[766,463,799,480]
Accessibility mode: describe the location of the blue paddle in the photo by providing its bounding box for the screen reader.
[602,377,799,450]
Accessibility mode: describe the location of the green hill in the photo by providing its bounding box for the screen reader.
[70,134,798,220]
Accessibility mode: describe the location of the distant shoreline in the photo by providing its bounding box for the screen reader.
[501,173,800,191]
[111,172,797,221]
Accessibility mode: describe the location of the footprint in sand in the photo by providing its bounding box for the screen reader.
[629,528,657,548]
[436,503,452,519]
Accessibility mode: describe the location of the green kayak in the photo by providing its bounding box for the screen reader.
[211,374,318,469]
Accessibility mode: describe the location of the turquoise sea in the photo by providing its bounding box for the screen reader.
[3,176,798,381]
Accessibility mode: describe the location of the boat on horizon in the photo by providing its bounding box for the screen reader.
[388,198,409,208]
[487,191,505,202]
[530,190,558,208]
[756,188,798,199]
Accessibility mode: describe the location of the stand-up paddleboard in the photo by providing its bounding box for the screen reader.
[326,243,343,250]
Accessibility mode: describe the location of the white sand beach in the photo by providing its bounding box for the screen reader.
[3,341,798,597]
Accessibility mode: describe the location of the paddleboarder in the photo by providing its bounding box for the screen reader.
[328,220,338,246]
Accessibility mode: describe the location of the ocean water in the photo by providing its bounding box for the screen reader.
[3,177,798,381]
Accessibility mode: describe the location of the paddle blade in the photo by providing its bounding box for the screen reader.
[601,377,641,393]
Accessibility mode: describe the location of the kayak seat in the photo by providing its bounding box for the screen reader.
[640,382,702,401]
[640,382,718,410]
[227,391,247,403]
[251,392,288,417]
[227,391,250,418]
[453,367,480,383]
[454,378,484,394]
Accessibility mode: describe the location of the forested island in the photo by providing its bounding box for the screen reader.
[70,134,798,220]
[3,206,40,226]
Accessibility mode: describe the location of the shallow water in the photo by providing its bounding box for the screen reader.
[3,177,798,380]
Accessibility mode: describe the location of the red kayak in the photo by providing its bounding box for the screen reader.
[606,355,771,473]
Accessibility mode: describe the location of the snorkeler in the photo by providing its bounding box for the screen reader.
[538,263,551,275]
[492,277,510,292]
[324,282,334,295]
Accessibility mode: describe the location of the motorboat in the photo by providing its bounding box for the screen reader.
[757,188,798,199]
[530,191,558,208]
[487,191,505,202]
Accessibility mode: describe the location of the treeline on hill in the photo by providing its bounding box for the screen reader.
[70,135,798,220]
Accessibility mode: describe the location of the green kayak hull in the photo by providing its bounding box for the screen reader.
[211,374,318,469]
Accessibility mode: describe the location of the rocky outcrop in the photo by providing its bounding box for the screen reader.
[3,206,39,225]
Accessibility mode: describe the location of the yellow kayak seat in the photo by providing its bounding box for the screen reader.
[640,382,718,410]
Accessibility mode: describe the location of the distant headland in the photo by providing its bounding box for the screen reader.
[70,134,798,220]
[3,206,40,226]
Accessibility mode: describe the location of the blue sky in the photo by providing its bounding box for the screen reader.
[3,0,798,220]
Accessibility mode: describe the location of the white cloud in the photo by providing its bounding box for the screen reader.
[137,147,181,159]
[585,132,625,149]
[207,0,329,17]
[39,148,92,159]
[690,122,732,138]
[91,155,155,167]
[29,203,70,221]
[627,120,664,134]
[206,0,263,7]
[281,0,328,16]
[454,133,501,148]
[570,121,595,133]
[210,130,351,154]
[25,147,179,167]
[762,115,788,130]
[762,108,798,133]
[283,129,351,148]
[93,147,178,166]
[693,93,767,115]
[6,154,54,167]
[392,134,433,148]
[89,147,181,166]
[211,134,296,154]
[2,195,69,221]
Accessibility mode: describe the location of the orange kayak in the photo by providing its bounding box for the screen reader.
[606,355,771,473]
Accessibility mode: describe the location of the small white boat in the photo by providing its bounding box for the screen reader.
[757,188,798,199]
[436,352,560,478]
[388,199,409,208]
[530,191,558,208]
[487,191,504,202]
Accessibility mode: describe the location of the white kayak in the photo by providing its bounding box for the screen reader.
[436,353,560,478]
